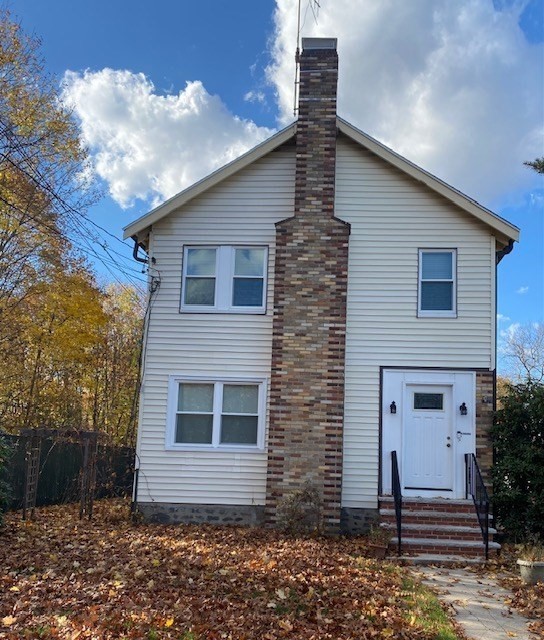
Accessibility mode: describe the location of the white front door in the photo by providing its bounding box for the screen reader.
[402,385,454,497]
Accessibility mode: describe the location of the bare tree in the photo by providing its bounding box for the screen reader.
[502,323,544,382]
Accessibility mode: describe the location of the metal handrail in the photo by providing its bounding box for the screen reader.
[465,453,489,560]
[391,451,402,555]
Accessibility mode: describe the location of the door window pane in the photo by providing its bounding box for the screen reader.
[220,415,258,444]
[414,393,444,410]
[176,414,213,443]
[222,385,258,414]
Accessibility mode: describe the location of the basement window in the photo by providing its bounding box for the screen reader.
[166,376,266,451]
[181,246,267,313]
[418,249,457,317]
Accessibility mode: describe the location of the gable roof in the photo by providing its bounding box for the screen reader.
[123,117,519,246]
[123,123,296,242]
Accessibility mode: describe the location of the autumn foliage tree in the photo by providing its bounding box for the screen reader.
[0,12,143,446]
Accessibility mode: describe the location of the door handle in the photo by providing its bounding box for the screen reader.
[446,443,451,448]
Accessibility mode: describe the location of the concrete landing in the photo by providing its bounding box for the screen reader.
[415,566,537,639]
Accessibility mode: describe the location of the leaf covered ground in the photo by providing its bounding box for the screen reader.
[0,499,464,640]
[481,547,544,638]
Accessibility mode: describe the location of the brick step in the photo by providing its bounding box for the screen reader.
[381,522,495,541]
[380,509,485,528]
[379,496,476,515]
[389,537,501,558]
[381,516,483,528]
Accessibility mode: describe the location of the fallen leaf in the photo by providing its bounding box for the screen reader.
[278,619,293,631]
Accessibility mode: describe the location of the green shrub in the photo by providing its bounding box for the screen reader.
[492,381,544,541]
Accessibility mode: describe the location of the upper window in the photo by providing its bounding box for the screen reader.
[418,250,456,317]
[181,246,267,313]
[166,376,266,450]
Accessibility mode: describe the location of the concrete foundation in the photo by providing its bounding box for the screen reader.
[137,502,265,526]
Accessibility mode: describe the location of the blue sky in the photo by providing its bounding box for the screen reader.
[13,0,544,371]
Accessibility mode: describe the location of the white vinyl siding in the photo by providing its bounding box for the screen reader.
[137,146,295,506]
[136,134,495,512]
[335,135,494,510]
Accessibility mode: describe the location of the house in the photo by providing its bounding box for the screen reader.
[124,38,519,558]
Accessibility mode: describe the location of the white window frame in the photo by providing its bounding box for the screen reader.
[418,249,457,318]
[166,375,267,451]
[180,245,268,314]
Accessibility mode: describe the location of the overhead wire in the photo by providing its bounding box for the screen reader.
[0,195,148,296]
[0,124,147,288]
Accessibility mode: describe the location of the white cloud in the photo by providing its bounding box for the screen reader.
[499,321,520,341]
[267,0,544,206]
[62,69,273,208]
[61,2,542,212]
[497,313,511,322]
[517,285,529,294]
[244,90,266,104]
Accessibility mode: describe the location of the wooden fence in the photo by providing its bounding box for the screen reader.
[3,432,134,509]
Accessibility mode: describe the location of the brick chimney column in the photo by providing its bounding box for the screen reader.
[265,38,350,533]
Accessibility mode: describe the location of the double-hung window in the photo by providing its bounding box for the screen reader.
[181,246,267,313]
[418,249,456,317]
[167,377,266,450]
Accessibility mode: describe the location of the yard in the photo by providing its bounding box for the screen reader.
[0,499,465,640]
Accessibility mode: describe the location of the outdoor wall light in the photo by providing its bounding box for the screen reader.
[459,402,468,416]
[390,401,397,414]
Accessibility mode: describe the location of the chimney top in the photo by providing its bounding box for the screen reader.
[301,37,337,51]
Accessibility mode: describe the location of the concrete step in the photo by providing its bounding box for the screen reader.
[391,554,488,566]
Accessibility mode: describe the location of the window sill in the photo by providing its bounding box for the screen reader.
[179,306,267,315]
[417,311,457,318]
[165,444,265,453]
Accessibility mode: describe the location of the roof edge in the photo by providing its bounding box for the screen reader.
[123,122,296,240]
[123,115,519,245]
[337,117,519,243]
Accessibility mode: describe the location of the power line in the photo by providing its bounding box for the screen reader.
[0,144,146,288]
[0,199,148,293]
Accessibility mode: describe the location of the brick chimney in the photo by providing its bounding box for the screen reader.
[265,38,350,533]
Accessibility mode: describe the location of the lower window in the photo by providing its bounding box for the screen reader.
[167,377,266,450]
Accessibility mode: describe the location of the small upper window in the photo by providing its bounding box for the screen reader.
[181,246,267,313]
[418,250,456,317]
